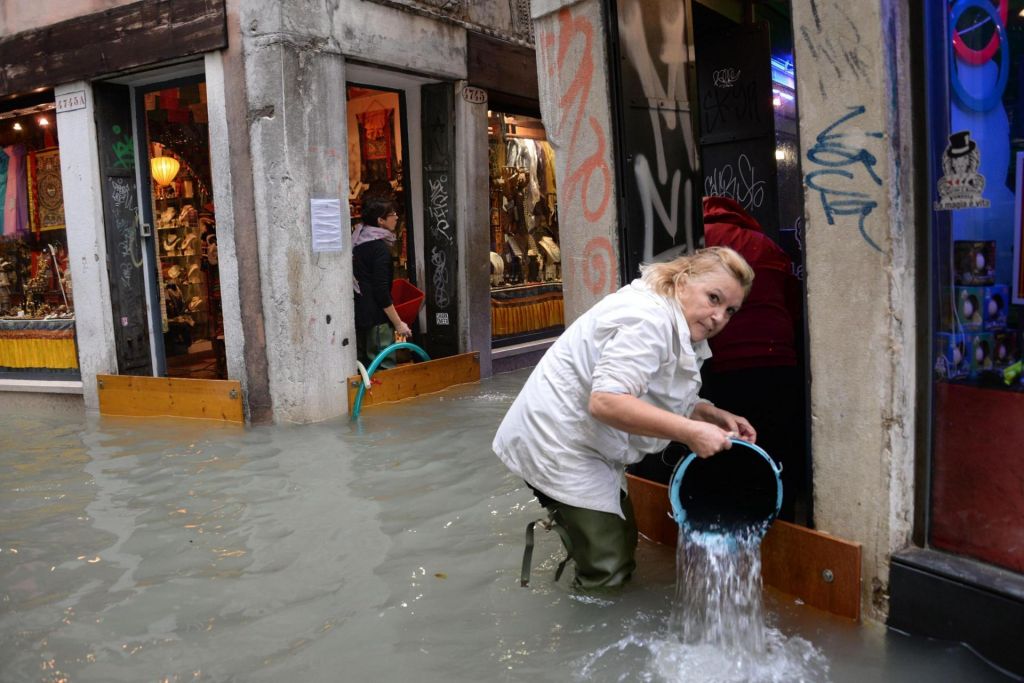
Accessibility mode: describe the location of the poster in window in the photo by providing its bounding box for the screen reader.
[357,109,394,183]
[27,148,66,233]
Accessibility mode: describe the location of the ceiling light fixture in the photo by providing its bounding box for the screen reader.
[150,156,181,186]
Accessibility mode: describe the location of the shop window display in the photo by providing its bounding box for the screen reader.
[926,2,1024,574]
[0,95,78,379]
[488,111,564,344]
[143,84,225,379]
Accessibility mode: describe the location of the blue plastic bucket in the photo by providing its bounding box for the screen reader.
[668,439,783,538]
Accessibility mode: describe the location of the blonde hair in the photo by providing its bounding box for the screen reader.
[640,246,754,298]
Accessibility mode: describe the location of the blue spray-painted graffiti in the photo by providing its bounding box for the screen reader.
[804,105,885,251]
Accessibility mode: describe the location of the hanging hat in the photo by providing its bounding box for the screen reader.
[948,131,977,157]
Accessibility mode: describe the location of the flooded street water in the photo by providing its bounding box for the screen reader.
[0,369,1013,682]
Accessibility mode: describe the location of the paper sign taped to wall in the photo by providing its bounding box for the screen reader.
[310,198,344,253]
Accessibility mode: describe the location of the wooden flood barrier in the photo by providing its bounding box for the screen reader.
[346,352,480,412]
[97,374,244,423]
[626,473,862,621]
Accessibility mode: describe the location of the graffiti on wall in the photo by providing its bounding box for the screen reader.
[704,153,767,212]
[109,176,143,291]
[797,7,871,100]
[582,236,616,295]
[427,174,453,312]
[110,124,135,170]
[804,105,885,251]
[539,8,616,294]
[791,6,887,252]
[618,0,697,264]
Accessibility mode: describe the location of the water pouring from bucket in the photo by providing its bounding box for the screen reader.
[669,438,783,545]
[666,439,785,653]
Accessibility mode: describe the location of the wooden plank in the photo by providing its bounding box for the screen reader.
[0,0,227,96]
[97,374,243,423]
[626,473,677,546]
[627,473,862,621]
[761,520,861,621]
[346,352,480,411]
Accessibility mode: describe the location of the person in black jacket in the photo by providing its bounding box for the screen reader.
[352,197,412,369]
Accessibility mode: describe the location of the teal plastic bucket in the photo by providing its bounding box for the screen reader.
[668,439,783,538]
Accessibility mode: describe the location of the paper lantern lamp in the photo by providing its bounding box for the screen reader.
[150,156,180,186]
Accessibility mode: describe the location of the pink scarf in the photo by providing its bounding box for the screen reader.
[351,223,396,248]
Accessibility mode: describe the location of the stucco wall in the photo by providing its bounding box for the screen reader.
[0,0,135,36]
[531,0,620,323]
[331,0,467,81]
[466,1,532,40]
[791,0,917,619]
[353,0,534,45]
[0,389,85,416]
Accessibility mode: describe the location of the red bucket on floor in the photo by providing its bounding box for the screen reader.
[391,278,425,326]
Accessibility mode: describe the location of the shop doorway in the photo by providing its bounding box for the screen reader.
[346,79,422,368]
[134,76,226,379]
[609,0,812,527]
[345,82,416,284]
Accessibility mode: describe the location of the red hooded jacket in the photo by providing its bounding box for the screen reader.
[702,196,801,372]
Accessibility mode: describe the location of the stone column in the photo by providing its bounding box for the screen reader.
[55,81,119,412]
[531,0,621,322]
[203,52,249,401]
[454,80,493,377]
[219,0,274,423]
[240,9,352,423]
[790,0,917,619]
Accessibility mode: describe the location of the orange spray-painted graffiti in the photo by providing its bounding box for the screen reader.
[540,8,617,295]
[541,9,612,224]
[582,236,617,295]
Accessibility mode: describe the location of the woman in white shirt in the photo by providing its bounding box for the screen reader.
[493,246,756,589]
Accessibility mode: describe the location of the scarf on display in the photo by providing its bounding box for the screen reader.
[352,223,396,295]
